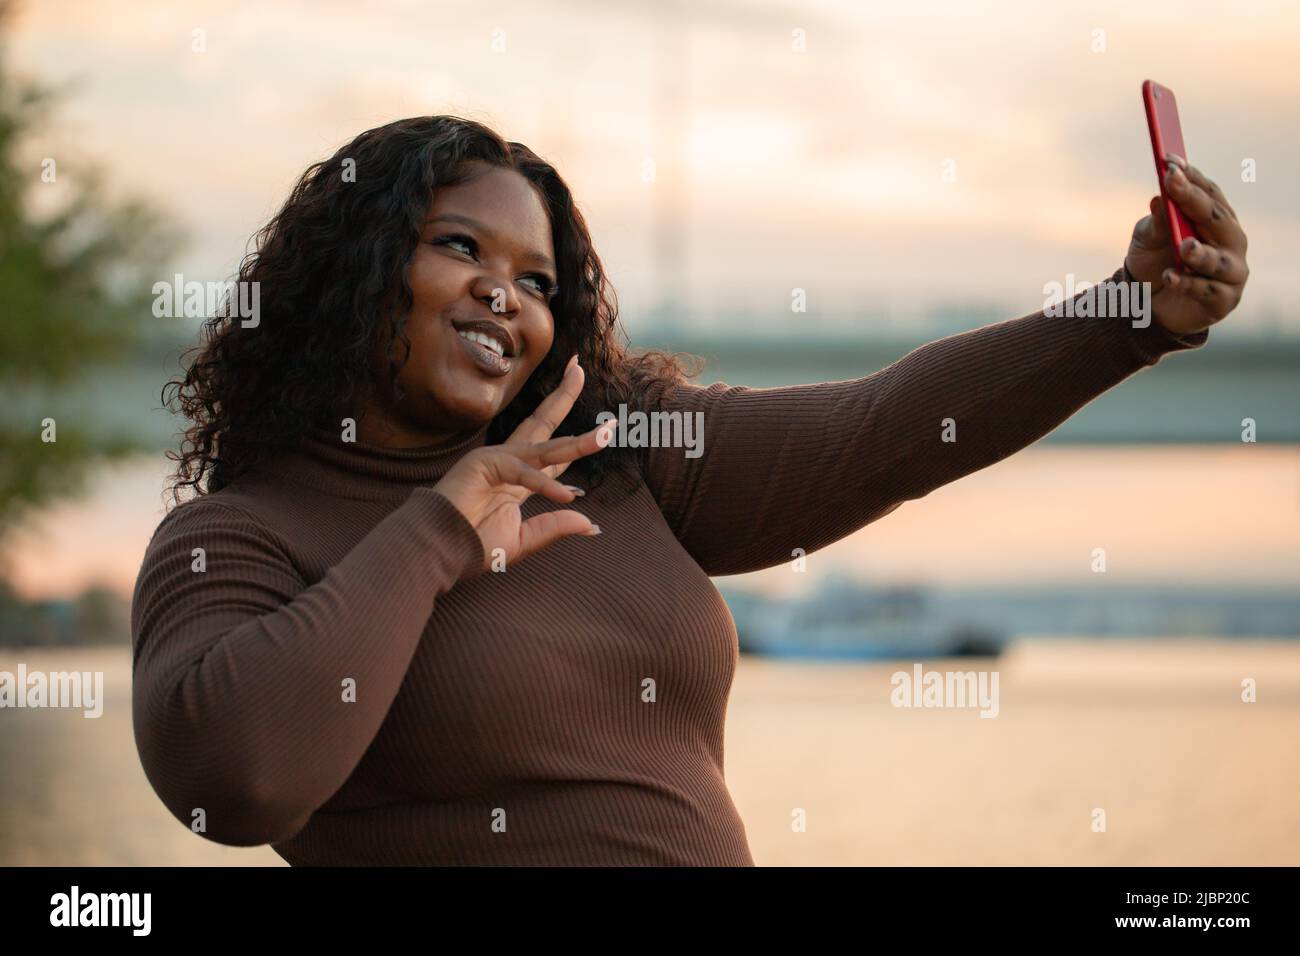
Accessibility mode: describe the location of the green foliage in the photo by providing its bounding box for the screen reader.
[0,7,181,532]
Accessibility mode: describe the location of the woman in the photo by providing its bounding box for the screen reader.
[132,115,1248,866]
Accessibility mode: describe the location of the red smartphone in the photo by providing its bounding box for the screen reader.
[1142,79,1200,270]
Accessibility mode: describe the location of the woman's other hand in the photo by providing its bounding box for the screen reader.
[432,355,613,571]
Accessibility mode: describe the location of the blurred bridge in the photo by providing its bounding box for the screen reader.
[6,327,1299,447]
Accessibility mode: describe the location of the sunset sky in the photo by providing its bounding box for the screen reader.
[11,0,1299,334]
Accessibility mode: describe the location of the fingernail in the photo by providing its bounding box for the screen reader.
[596,425,614,447]
[1182,237,1199,254]
[567,353,578,370]
[1162,268,1176,284]
[585,524,602,536]
[564,484,585,497]
[1164,153,1187,169]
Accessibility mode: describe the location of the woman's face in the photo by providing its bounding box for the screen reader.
[362,162,558,447]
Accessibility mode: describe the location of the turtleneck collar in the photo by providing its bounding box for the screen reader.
[258,424,491,501]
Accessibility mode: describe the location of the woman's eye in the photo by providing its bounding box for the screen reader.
[432,233,477,257]
[521,275,557,299]
[432,234,555,301]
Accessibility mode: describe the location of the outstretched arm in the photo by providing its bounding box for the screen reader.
[641,155,1251,577]
[638,265,1208,576]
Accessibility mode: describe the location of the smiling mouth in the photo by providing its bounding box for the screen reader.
[454,326,513,377]
[457,328,508,358]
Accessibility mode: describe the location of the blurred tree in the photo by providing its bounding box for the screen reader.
[0,0,181,535]
[75,584,130,644]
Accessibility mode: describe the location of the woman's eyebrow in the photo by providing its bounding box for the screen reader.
[426,213,555,272]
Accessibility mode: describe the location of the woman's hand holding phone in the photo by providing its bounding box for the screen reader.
[1124,158,1250,337]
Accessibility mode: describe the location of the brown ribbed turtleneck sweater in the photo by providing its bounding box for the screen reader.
[130,266,1208,865]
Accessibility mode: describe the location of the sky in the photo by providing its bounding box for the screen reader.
[10,0,1300,336]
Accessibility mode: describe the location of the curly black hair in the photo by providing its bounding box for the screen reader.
[163,115,701,505]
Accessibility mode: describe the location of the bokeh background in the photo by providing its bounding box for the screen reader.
[1,0,1297,865]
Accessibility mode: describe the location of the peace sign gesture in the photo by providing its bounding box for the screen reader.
[432,355,614,571]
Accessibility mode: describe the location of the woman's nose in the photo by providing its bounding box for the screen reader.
[472,271,520,316]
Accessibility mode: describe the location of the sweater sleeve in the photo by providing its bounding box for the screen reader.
[130,485,484,847]
[638,266,1209,576]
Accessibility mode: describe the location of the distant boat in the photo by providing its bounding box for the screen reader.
[722,576,1002,660]
[720,575,1300,659]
